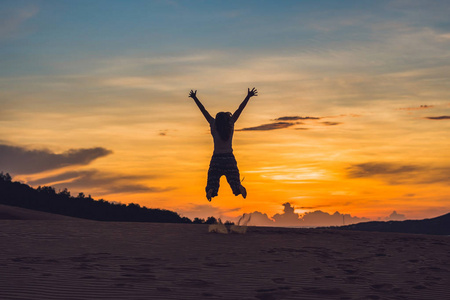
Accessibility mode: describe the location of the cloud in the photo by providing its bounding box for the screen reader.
[384,211,406,221]
[0,144,112,174]
[398,105,434,111]
[347,162,421,185]
[237,116,342,131]
[28,169,173,195]
[347,162,450,185]
[245,202,369,227]
[321,121,342,126]
[249,166,329,183]
[272,202,302,226]
[237,122,296,131]
[347,162,419,178]
[244,211,275,226]
[301,210,369,227]
[418,167,450,185]
[425,116,450,120]
[274,116,321,121]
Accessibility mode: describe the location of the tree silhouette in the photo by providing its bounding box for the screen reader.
[0,172,191,223]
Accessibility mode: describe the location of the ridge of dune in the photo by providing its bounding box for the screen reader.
[336,212,450,235]
[0,204,81,220]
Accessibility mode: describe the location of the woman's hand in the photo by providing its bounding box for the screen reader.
[247,87,258,98]
[189,90,197,99]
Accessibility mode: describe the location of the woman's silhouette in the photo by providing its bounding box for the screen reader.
[189,88,258,201]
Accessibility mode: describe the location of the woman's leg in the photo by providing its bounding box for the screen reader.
[205,157,222,201]
[223,154,246,198]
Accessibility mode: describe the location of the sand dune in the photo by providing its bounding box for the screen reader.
[0,204,80,220]
[0,220,449,299]
[337,212,450,235]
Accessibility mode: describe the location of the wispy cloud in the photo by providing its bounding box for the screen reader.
[249,166,330,183]
[321,121,342,126]
[238,115,330,131]
[28,169,173,195]
[398,105,434,111]
[237,122,296,131]
[274,116,321,121]
[347,162,419,178]
[0,144,112,174]
[425,116,450,120]
[347,162,450,185]
[0,5,39,39]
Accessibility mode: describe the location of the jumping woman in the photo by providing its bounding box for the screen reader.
[189,88,258,201]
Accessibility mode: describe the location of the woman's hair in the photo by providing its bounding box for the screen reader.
[215,112,233,141]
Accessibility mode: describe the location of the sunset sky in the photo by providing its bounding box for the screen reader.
[1,0,449,225]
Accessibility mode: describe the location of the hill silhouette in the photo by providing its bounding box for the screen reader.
[0,172,192,223]
[335,213,450,235]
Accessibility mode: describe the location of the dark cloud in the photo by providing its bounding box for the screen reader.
[28,169,173,195]
[245,202,368,227]
[347,162,419,178]
[0,144,112,174]
[237,122,296,131]
[237,115,340,131]
[321,121,342,126]
[159,129,170,136]
[417,167,450,185]
[399,105,434,111]
[347,162,420,185]
[347,162,450,185]
[274,116,321,121]
[425,116,450,120]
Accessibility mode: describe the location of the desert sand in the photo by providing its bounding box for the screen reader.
[0,204,80,221]
[0,207,449,299]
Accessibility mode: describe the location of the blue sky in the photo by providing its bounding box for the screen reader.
[3,0,448,74]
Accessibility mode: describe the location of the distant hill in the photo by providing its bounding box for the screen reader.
[336,213,450,235]
[0,172,190,223]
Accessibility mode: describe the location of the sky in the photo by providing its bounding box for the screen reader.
[1,0,449,226]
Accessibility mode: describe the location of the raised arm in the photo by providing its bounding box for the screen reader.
[232,87,258,123]
[189,90,213,124]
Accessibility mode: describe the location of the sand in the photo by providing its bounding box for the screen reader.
[0,209,449,299]
[0,204,80,221]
